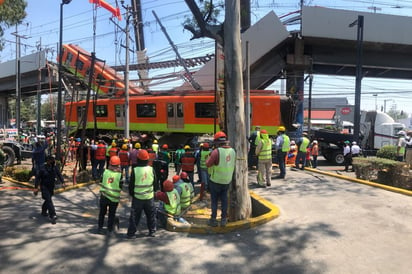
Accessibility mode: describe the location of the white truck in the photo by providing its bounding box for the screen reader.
[311,111,405,164]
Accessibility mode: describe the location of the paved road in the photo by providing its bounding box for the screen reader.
[1,165,412,274]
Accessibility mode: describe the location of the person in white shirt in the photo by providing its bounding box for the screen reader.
[343,141,352,172]
[351,141,361,157]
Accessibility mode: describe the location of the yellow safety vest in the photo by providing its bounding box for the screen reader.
[210,147,236,185]
[133,166,154,200]
[100,169,122,202]
[165,189,181,216]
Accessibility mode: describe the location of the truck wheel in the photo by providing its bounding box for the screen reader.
[2,146,16,166]
[332,151,345,165]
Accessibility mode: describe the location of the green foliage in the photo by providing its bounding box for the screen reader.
[376,145,397,161]
[183,0,223,32]
[4,166,32,182]
[0,0,27,50]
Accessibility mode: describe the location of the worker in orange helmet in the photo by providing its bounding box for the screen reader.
[173,173,194,209]
[97,156,122,236]
[127,149,157,238]
[206,131,236,227]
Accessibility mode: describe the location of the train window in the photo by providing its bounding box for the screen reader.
[195,103,215,118]
[76,60,84,71]
[66,52,73,66]
[137,104,156,118]
[167,104,173,117]
[176,103,183,117]
[77,106,86,120]
[95,105,108,117]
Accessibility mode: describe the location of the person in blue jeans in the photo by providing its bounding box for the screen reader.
[206,132,236,227]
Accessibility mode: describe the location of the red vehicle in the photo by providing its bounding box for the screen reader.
[65,90,295,138]
[59,43,144,97]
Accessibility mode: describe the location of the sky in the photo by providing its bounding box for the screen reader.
[2,0,412,116]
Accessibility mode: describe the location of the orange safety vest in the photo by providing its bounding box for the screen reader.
[148,151,157,166]
[119,150,129,166]
[109,147,118,157]
[181,152,196,172]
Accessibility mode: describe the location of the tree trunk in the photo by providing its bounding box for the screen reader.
[225,0,252,221]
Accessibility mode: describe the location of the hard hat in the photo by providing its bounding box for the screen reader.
[180,172,188,179]
[313,140,318,144]
[153,140,158,144]
[163,180,174,192]
[202,142,210,148]
[278,126,286,132]
[397,130,406,136]
[110,156,121,166]
[75,137,81,142]
[137,149,149,160]
[111,142,117,147]
[260,129,268,134]
[352,141,357,145]
[184,145,191,150]
[121,144,128,150]
[290,140,296,145]
[134,142,141,149]
[172,175,180,184]
[162,144,168,149]
[344,140,350,144]
[214,131,227,142]
[124,138,129,143]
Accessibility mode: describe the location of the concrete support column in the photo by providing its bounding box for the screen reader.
[286,70,304,136]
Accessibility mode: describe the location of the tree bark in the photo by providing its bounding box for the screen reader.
[225,0,251,220]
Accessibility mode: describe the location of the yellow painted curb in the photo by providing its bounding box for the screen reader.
[306,167,412,197]
[166,191,280,234]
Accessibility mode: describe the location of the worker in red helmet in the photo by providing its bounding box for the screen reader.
[155,180,181,227]
[205,131,236,227]
[173,173,194,209]
[119,144,130,184]
[97,156,122,236]
[255,129,272,187]
[127,149,157,238]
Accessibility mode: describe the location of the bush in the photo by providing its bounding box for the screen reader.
[376,145,397,161]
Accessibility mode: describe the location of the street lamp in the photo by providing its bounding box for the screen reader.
[349,15,364,144]
[373,94,378,110]
[56,0,72,162]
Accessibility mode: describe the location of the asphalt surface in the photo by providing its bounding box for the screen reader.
[1,160,412,274]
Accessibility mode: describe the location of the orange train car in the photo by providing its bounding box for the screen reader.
[59,43,144,97]
[65,90,295,137]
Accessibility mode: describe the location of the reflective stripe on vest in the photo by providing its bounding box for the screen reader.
[95,145,106,160]
[258,139,272,160]
[164,189,181,216]
[181,153,196,172]
[133,166,154,200]
[179,182,192,208]
[281,134,290,152]
[100,169,122,202]
[119,150,129,166]
[299,137,310,152]
[210,147,236,184]
[199,150,210,169]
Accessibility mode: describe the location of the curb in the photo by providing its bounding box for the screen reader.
[306,167,412,197]
[165,191,280,234]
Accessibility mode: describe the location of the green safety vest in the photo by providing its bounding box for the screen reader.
[199,150,210,169]
[179,182,193,209]
[210,147,236,185]
[100,169,122,202]
[165,188,181,216]
[299,137,310,152]
[133,166,154,200]
[281,134,290,152]
[152,143,159,153]
[258,137,272,160]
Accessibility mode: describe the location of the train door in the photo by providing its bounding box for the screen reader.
[167,103,184,129]
[115,104,124,127]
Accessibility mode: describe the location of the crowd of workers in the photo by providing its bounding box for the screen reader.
[26,125,412,234]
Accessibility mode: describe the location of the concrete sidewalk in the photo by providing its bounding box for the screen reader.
[1,167,412,273]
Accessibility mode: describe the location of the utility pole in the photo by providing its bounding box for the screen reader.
[11,28,28,132]
[124,4,130,139]
[37,39,42,136]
